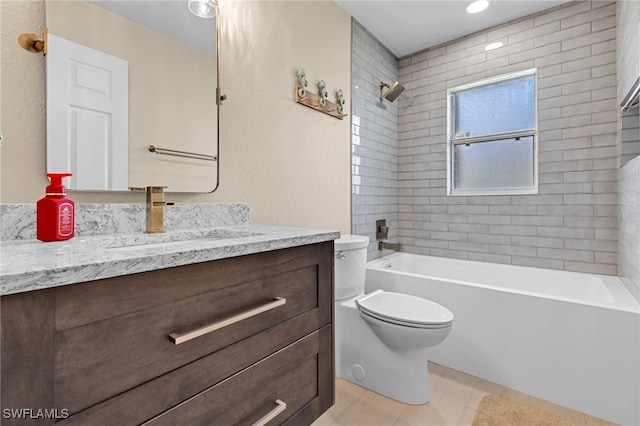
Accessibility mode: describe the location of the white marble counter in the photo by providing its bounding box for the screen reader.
[0,224,340,296]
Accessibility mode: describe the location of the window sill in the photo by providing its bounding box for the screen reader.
[448,188,539,196]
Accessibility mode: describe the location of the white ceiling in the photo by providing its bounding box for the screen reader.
[86,0,569,60]
[334,0,571,58]
[88,0,216,56]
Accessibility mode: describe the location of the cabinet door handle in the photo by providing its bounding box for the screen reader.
[168,297,286,345]
[251,399,287,426]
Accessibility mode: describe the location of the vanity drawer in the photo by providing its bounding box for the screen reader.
[57,320,332,426]
[145,327,329,426]
[53,243,333,415]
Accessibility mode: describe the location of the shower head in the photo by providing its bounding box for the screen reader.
[380,81,405,102]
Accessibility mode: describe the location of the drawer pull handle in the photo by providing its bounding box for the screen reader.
[252,399,287,426]
[168,297,286,345]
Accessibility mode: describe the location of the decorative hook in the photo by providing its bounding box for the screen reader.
[318,80,328,107]
[297,69,308,98]
[18,29,47,55]
[336,89,346,115]
[294,71,347,120]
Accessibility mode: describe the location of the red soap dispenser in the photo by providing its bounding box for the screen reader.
[37,173,75,242]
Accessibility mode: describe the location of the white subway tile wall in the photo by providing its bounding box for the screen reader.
[618,157,640,303]
[616,0,640,103]
[351,1,627,273]
[617,0,640,302]
[395,0,619,274]
[351,20,399,258]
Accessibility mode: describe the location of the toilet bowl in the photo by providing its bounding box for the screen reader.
[334,234,454,405]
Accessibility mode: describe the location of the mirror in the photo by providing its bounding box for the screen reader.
[45,0,219,193]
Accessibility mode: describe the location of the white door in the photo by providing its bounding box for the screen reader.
[47,33,128,191]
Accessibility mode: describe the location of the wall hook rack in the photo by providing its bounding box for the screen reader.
[295,69,347,120]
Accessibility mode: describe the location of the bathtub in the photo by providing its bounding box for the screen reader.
[366,253,640,426]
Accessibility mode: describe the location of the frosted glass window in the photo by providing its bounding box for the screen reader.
[454,76,535,138]
[448,69,537,195]
[454,137,535,189]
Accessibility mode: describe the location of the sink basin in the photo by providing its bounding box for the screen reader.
[108,239,224,251]
[83,229,264,251]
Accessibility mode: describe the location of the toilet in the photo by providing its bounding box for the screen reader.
[334,234,454,405]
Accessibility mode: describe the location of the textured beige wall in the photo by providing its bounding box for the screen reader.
[1,1,47,204]
[0,0,352,233]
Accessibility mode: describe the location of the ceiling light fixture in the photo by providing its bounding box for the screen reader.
[188,0,217,19]
[485,41,504,51]
[466,0,490,14]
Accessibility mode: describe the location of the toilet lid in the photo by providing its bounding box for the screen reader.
[356,290,454,326]
[335,234,369,250]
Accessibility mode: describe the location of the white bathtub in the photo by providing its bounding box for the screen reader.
[366,253,640,426]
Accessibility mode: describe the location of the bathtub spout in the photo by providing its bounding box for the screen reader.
[379,241,401,252]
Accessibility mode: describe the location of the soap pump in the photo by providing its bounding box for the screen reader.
[37,173,75,242]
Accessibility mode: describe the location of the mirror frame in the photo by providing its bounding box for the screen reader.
[213,0,221,193]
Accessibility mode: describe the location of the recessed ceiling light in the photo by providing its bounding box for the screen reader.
[466,0,490,14]
[188,0,217,19]
[485,41,504,51]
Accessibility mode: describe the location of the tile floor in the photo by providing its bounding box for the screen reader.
[312,362,618,426]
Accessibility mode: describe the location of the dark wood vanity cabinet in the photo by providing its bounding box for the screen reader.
[1,241,334,425]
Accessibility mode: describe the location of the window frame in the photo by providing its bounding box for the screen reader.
[446,69,539,196]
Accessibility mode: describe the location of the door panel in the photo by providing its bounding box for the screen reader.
[47,33,128,190]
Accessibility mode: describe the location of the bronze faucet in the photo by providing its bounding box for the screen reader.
[130,186,175,233]
[376,218,401,252]
[145,186,174,233]
[379,241,401,252]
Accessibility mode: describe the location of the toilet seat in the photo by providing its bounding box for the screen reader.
[356,290,454,329]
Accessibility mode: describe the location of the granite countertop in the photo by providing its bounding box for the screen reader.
[0,224,340,296]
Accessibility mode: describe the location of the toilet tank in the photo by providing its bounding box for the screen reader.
[335,234,369,300]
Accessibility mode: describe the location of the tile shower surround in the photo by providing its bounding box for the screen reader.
[353,1,621,274]
[351,20,400,259]
[616,0,640,303]
[619,157,640,303]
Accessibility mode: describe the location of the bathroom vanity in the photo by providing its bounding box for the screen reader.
[0,207,338,425]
